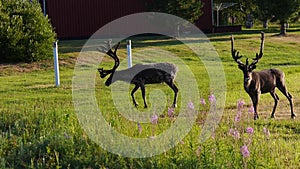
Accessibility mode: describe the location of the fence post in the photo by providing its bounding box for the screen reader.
[53,41,60,87]
[127,40,132,68]
[43,0,46,16]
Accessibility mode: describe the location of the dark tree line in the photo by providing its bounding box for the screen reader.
[213,0,299,35]
[255,0,300,35]
[145,0,204,23]
[146,0,299,35]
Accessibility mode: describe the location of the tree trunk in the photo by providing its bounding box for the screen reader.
[263,20,268,29]
[280,23,287,35]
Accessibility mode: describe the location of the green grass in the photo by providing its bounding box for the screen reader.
[1,27,300,168]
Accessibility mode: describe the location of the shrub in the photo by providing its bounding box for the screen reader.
[0,0,56,63]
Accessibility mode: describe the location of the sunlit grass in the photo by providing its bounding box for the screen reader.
[0,27,300,168]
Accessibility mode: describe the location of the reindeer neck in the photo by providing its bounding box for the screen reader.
[244,71,259,92]
[110,69,135,84]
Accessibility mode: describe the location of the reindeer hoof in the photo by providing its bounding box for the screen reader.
[134,103,138,108]
[144,105,148,109]
[172,104,177,108]
[291,114,296,119]
[254,115,259,120]
[270,114,276,119]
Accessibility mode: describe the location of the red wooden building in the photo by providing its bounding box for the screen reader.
[42,0,214,39]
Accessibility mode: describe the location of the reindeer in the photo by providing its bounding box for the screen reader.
[231,32,296,120]
[98,41,179,108]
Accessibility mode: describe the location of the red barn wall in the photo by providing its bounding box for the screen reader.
[195,0,213,33]
[46,0,213,39]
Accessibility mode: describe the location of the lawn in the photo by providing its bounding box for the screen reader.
[0,25,300,168]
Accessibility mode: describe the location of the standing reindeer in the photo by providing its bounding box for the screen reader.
[231,32,296,120]
[98,41,179,108]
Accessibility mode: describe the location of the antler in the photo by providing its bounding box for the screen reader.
[231,35,245,66]
[250,32,264,67]
[97,40,121,78]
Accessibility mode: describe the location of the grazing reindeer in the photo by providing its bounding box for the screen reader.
[98,41,179,108]
[231,32,296,120]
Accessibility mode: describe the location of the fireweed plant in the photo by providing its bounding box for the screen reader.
[227,99,273,168]
[135,95,275,168]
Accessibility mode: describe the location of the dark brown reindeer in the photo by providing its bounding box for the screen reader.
[98,41,178,108]
[231,32,296,120]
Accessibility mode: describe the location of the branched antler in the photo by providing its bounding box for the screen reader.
[231,35,245,66]
[97,41,121,78]
[250,32,264,67]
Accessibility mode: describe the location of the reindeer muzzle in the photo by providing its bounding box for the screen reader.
[97,68,106,78]
[244,77,250,83]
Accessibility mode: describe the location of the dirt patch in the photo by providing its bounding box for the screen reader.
[0,56,77,76]
[270,34,300,43]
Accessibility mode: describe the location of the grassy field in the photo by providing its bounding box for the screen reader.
[1,25,300,168]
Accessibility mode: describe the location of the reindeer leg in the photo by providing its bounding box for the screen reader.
[165,80,178,108]
[270,92,279,118]
[131,84,139,107]
[140,84,148,108]
[277,85,296,119]
[250,93,259,120]
[287,92,296,119]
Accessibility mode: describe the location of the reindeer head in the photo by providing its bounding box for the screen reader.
[231,32,265,83]
[97,40,121,86]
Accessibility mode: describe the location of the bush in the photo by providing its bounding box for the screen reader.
[0,0,56,63]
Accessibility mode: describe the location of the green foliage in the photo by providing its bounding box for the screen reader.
[0,0,56,63]
[145,0,203,23]
[255,0,300,34]
[255,0,300,23]
[217,0,299,32]
[214,0,257,25]
[268,0,300,23]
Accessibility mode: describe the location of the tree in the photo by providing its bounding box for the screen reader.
[145,0,203,37]
[214,0,257,27]
[253,0,271,28]
[145,0,204,23]
[0,0,56,63]
[256,0,300,35]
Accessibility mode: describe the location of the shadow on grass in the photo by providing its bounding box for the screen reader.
[58,25,300,53]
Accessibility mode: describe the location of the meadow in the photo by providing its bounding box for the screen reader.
[1,25,300,168]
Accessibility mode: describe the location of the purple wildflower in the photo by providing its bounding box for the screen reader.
[229,128,234,135]
[246,127,254,134]
[137,122,142,134]
[200,98,206,105]
[229,128,240,140]
[248,105,254,113]
[180,140,185,144]
[208,94,216,103]
[240,145,250,158]
[168,107,174,118]
[151,114,158,125]
[235,111,242,122]
[237,99,245,111]
[263,127,270,137]
[233,130,240,139]
[188,101,194,110]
